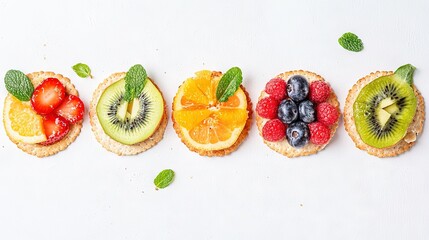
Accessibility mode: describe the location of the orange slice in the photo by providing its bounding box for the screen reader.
[173,70,248,151]
[3,95,46,144]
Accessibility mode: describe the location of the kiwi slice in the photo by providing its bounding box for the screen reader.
[96,78,164,145]
[353,65,417,148]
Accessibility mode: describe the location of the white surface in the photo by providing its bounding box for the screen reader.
[0,0,428,239]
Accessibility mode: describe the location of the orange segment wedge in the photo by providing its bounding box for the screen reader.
[173,70,248,151]
[173,109,212,130]
[180,76,210,106]
[216,109,248,128]
[3,95,47,144]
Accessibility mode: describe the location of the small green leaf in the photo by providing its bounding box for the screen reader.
[338,32,364,52]
[72,63,92,78]
[4,70,34,101]
[154,169,175,189]
[124,64,147,102]
[394,64,416,85]
[216,67,243,102]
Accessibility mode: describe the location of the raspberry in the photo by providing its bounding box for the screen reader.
[316,102,339,126]
[265,78,286,100]
[309,81,331,103]
[308,122,330,145]
[262,119,286,142]
[256,96,279,119]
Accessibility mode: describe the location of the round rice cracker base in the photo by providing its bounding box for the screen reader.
[89,72,167,156]
[3,72,83,158]
[172,85,253,157]
[256,70,340,158]
[344,71,425,158]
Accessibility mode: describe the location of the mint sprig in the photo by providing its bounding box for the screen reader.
[216,67,243,102]
[154,169,175,189]
[338,32,364,52]
[394,64,416,85]
[72,63,92,78]
[4,70,34,101]
[124,64,147,102]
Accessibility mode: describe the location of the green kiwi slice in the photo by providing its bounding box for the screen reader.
[96,79,164,145]
[353,64,417,148]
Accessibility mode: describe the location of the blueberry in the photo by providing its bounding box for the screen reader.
[298,100,316,123]
[277,99,298,124]
[286,121,309,148]
[287,75,309,102]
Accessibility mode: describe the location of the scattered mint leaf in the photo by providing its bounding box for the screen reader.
[4,70,34,101]
[338,32,364,52]
[394,64,416,85]
[216,67,243,102]
[154,169,175,189]
[72,63,92,78]
[124,64,147,102]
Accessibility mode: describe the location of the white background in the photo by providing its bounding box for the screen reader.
[0,0,428,239]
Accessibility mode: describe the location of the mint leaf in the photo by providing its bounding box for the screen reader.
[124,64,147,102]
[72,63,92,78]
[394,64,416,85]
[4,70,34,101]
[216,67,243,102]
[154,169,175,189]
[338,32,364,52]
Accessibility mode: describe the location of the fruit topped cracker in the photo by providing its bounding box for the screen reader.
[172,67,252,157]
[344,64,425,157]
[256,70,340,157]
[3,71,84,157]
[89,64,167,156]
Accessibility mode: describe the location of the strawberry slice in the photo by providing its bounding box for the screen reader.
[31,78,66,115]
[39,115,70,146]
[55,95,84,123]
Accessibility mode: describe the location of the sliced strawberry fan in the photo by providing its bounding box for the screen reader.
[30,77,85,145]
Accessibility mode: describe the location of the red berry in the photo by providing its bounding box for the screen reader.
[31,78,66,115]
[309,122,330,145]
[40,115,70,146]
[262,119,286,142]
[265,78,286,100]
[55,95,85,123]
[316,102,339,126]
[256,96,279,119]
[309,81,331,103]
